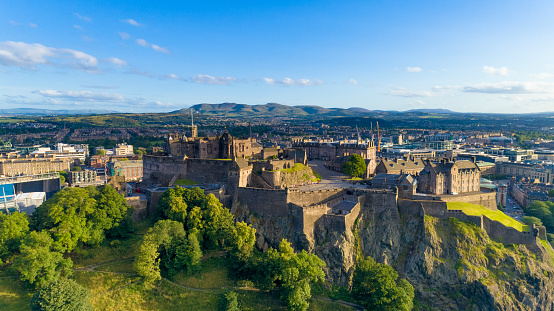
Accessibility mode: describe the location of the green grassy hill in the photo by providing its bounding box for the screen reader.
[447,202,529,232]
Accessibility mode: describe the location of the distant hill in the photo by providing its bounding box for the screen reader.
[405,108,457,114]
[0,108,117,116]
[173,103,375,117]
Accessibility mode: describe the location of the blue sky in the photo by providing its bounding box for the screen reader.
[2,0,554,113]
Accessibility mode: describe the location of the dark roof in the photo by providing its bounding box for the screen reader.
[234,158,251,170]
[379,159,425,173]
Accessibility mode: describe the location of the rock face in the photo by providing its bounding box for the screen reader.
[233,195,554,310]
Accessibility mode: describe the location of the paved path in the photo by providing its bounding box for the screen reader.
[298,160,366,191]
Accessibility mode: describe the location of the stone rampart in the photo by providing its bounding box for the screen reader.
[413,191,497,210]
[143,155,186,185]
[407,199,543,246]
[287,188,346,206]
[237,187,289,217]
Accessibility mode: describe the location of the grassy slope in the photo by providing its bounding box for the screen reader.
[447,201,529,232]
[1,220,354,311]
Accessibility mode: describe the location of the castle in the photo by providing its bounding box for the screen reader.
[164,129,254,159]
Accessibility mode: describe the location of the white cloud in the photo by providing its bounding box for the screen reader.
[348,78,358,85]
[81,35,95,42]
[118,32,130,40]
[74,13,91,22]
[432,85,461,91]
[73,25,83,30]
[482,66,510,76]
[151,101,176,107]
[33,90,125,101]
[121,19,143,27]
[0,41,98,71]
[389,88,432,97]
[529,72,554,79]
[166,73,180,80]
[406,67,423,73]
[135,38,170,54]
[28,23,37,28]
[102,57,127,66]
[9,20,19,26]
[463,81,554,94]
[192,74,237,85]
[82,85,119,89]
[264,77,322,86]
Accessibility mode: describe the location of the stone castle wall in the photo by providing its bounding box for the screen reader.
[398,198,544,246]
[287,188,346,206]
[237,187,289,217]
[412,191,497,210]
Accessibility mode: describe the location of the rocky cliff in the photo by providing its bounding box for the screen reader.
[232,196,554,310]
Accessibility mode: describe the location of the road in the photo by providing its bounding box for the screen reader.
[298,160,366,191]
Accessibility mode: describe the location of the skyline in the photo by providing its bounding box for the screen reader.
[2,1,554,113]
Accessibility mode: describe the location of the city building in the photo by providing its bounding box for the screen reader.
[107,159,143,181]
[0,154,72,177]
[374,158,425,176]
[417,159,481,195]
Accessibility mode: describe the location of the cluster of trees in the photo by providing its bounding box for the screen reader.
[352,256,414,311]
[524,201,554,233]
[0,185,132,287]
[342,154,367,178]
[135,187,326,310]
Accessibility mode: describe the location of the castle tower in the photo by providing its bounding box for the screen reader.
[190,108,198,138]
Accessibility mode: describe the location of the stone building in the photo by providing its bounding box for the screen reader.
[417,159,481,195]
[0,154,72,177]
[164,130,253,159]
[374,158,425,176]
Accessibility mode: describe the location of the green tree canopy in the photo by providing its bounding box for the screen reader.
[70,166,82,171]
[30,278,92,311]
[522,216,543,226]
[31,187,97,253]
[526,201,554,231]
[342,154,367,178]
[133,219,190,282]
[13,231,73,287]
[548,190,554,198]
[89,184,132,243]
[250,239,326,311]
[95,149,107,156]
[352,256,414,311]
[0,211,29,263]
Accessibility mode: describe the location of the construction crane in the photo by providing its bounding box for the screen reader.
[376,122,381,152]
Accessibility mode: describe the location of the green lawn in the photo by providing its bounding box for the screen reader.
[447,202,529,232]
[172,257,234,289]
[0,278,32,311]
[173,179,200,186]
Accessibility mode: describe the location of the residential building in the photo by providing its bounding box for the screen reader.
[375,158,425,176]
[0,154,72,177]
[107,159,143,181]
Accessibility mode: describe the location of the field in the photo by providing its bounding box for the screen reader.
[447,202,529,232]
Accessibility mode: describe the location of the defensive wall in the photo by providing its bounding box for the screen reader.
[412,191,497,210]
[236,184,545,250]
[126,196,148,221]
[398,199,546,245]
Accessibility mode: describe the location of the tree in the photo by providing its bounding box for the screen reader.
[31,187,97,253]
[70,166,82,171]
[522,216,543,226]
[174,228,203,273]
[13,231,73,287]
[223,291,240,311]
[133,220,187,282]
[250,239,326,311]
[95,149,107,156]
[548,190,554,198]
[352,256,414,311]
[0,212,29,263]
[231,222,256,262]
[203,195,235,249]
[89,184,132,243]
[342,154,367,178]
[30,278,92,311]
[497,202,503,212]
